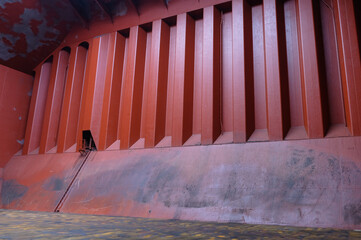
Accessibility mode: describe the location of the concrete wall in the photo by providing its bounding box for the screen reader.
[1,137,361,229]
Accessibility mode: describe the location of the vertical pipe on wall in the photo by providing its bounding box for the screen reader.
[119,26,147,149]
[263,0,290,140]
[23,60,52,155]
[201,6,221,145]
[145,20,170,148]
[333,0,361,136]
[232,0,255,142]
[39,50,70,154]
[296,0,325,138]
[57,43,88,153]
[99,33,126,150]
[172,13,195,146]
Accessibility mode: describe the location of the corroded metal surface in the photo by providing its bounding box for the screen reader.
[0,209,360,239]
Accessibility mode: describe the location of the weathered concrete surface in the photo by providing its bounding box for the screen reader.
[59,137,361,229]
[1,137,361,229]
[0,152,85,211]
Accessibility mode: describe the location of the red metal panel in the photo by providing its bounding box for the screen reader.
[39,52,60,153]
[232,0,254,142]
[192,19,203,136]
[140,32,152,140]
[264,0,289,140]
[117,38,129,142]
[333,0,361,136]
[77,38,99,150]
[39,51,70,154]
[284,0,304,130]
[57,45,88,153]
[89,34,111,147]
[23,63,52,155]
[202,6,221,145]
[296,0,325,138]
[145,20,170,148]
[165,26,177,136]
[221,12,233,133]
[172,13,195,146]
[99,33,126,150]
[76,35,111,149]
[319,0,345,127]
[119,26,147,149]
[63,0,235,50]
[0,65,33,166]
[250,4,268,141]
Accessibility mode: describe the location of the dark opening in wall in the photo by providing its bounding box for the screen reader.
[45,55,53,63]
[118,28,130,38]
[163,15,177,26]
[188,8,203,20]
[79,41,89,49]
[215,1,232,13]
[61,47,71,53]
[140,22,153,32]
[247,0,263,6]
[81,130,97,153]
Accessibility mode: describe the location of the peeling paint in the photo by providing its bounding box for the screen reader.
[0,0,78,72]
[0,33,20,61]
[0,0,21,9]
[18,116,22,120]
[12,8,60,53]
[16,139,24,145]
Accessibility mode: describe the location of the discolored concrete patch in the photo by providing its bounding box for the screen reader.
[42,176,65,192]
[1,179,28,205]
